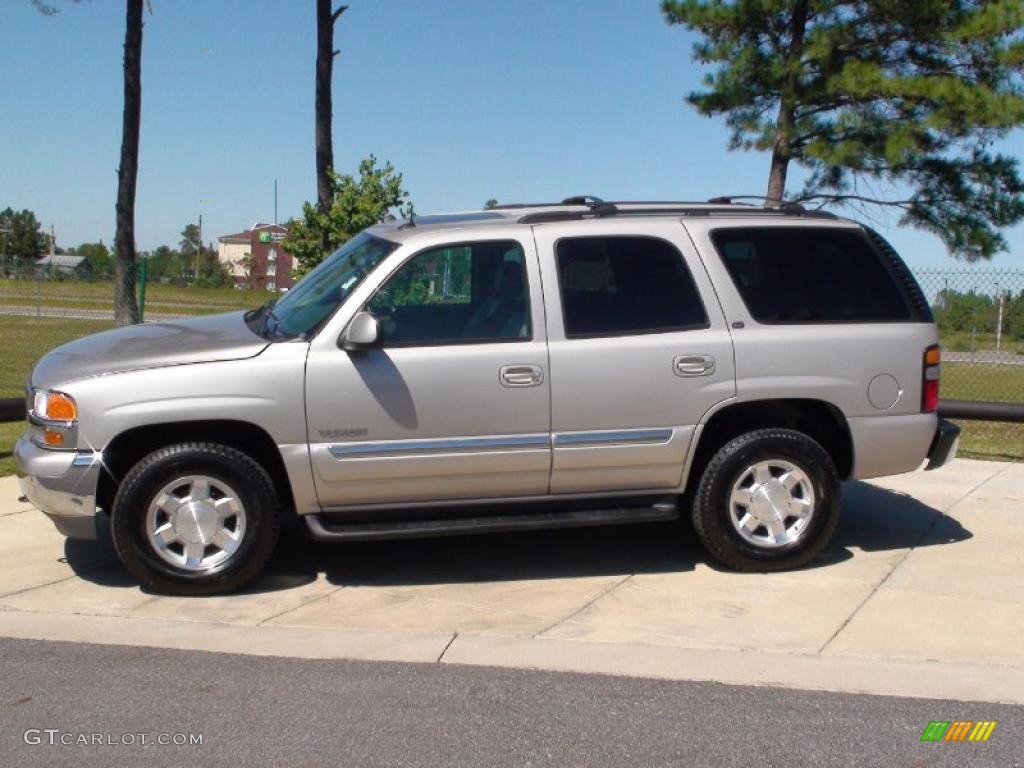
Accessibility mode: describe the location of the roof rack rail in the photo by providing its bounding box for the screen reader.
[489,196,607,211]
[518,204,837,225]
[494,197,750,211]
[707,195,810,212]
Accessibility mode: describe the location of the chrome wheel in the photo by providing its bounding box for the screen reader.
[145,475,247,572]
[728,460,815,549]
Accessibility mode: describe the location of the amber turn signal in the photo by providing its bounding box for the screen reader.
[924,347,941,366]
[42,430,65,447]
[45,392,77,421]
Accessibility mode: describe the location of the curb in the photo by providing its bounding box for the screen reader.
[1,608,1022,705]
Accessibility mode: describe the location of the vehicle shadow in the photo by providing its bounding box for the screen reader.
[64,479,971,595]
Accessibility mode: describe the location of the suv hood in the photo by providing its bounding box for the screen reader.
[31,311,270,390]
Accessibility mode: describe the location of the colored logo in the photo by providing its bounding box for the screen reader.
[920,721,997,742]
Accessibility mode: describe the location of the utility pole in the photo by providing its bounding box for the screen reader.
[0,227,10,276]
[195,214,203,279]
[274,178,278,226]
[995,283,1005,354]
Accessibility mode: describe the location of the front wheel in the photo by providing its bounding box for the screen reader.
[691,428,840,572]
[111,443,281,595]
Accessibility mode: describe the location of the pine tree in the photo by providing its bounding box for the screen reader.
[663,0,1024,260]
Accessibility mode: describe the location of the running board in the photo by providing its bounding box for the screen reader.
[305,504,679,542]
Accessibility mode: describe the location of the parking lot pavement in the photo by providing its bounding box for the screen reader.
[1,459,1022,703]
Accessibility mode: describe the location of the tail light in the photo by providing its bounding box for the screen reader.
[922,345,940,413]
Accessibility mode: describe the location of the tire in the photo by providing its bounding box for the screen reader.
[691,428,840,572]
[111,443,281,595]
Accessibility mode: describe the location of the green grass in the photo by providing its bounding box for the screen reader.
[0,420,23,477]
[942,361,1024,404]
[0,278,275,315]
[951,419,1024,462]
[940,329,1024,356]
[2,316,114,397]
[941,362,1024,461]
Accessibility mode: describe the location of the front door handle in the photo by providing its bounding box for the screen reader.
[500,364,544,388]
[674,355,715,377]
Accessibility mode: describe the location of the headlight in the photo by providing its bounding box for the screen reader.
[29,390,79,449]
[32,389,78,422]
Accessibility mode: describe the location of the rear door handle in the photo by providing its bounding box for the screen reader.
[674,355,715,377]
[500,364,544,388]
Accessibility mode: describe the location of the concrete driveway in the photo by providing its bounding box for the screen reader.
[1,458,1022,704]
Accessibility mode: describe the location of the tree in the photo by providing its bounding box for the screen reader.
[0,207,46,258]
[233,251,257,286]
[143,244,185,282]
[316,0,348,222]
[663,0,1024,260]
[179,223,201,257]
[284,155,410,276]
[113,0,146,324]
[77,241,113,278]
[484,198,499,210]
[194,253,230,288]
[30,0,82,15]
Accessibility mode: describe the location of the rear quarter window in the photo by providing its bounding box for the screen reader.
[711,227,913,324]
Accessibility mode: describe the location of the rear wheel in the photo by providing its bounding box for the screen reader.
[691,428,840,571]
[111,443,281,595]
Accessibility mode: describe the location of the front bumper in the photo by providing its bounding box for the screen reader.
[14,434,102,539]
[925,419,961,471]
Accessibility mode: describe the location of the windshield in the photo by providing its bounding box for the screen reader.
[252,232,399,340]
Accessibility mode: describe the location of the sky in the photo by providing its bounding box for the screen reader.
[3,0,1024,270]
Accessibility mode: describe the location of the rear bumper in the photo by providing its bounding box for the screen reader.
[14,434,101,540]
[925,419,961,471]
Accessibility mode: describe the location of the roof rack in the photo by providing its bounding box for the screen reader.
[488,196,606,211]
[517,203,837,225]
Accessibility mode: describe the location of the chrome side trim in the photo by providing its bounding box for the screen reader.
[329,433,550,459]
[28,413,76,430]
[553,428,674,448]
[71,451,101,467]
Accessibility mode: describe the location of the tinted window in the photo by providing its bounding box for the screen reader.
[711,227,912,323]
[256,232,397,339]
[368,241,530,345]
[556,237,707,338]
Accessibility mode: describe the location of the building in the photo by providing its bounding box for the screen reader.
[34,253,93,279]
[217,223,295,291]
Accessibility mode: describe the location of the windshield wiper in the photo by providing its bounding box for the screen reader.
[244,299,277,339]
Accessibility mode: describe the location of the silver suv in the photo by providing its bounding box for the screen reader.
[16,199,960,594]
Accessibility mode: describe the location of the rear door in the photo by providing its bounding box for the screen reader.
[533,218,736,494]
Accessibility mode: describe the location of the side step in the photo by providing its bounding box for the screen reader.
[305,504,680,542]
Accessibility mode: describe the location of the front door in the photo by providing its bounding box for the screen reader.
[532,219,736,494]
[305,236,551,508]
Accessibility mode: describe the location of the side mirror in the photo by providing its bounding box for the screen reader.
[340,310,382,352]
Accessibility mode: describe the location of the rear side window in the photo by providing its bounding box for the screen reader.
[711,227,912,324]
[556,237,708,338]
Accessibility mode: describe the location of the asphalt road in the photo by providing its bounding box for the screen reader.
[0,638,1019,767]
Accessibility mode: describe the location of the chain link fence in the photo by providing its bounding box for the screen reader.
[913,269,1024,463]
[914,269,1024,404]
[2,263,1022,460]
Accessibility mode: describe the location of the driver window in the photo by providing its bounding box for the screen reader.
[368,240,531,346]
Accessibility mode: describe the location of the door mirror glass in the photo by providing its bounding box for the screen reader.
[340,311,382,351]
